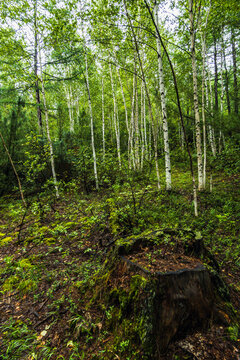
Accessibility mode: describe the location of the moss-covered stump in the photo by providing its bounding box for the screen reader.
[89,230,234,359]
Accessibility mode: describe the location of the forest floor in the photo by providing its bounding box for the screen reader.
[0,169,240,359]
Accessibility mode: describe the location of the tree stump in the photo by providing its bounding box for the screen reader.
[94,230,231,359]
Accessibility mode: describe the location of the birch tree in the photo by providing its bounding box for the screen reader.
[109,62,121,168]
[200,2,211,189]
[154,1,171,190]
[189,0,204,191]
[34,0,43,135]
[85,52,99,190]
[39,50,59,198]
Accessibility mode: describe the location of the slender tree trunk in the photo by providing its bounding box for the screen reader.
[0,131,26,206]
[140,80,146,168]
[207,60,217,156]
[102,77,105,160]
[213,36,219,111]
[85,53,99,190]
[201,33,207,189]
[134,71,140,169]
[231,28,238,115]
[69,84,74,133]
[219,37,224,154]
[189,0,203,191]
[34,0,43,135]
[154,2,171,190]
[201,5,211,189]
[39,51,59,199]
[109,63,121,168]
[65,78,74,133]
[129,69,136,169]
[117,66,129,134]
[220,43,224,114]
[222,35,231,115]
[143,83,147,161]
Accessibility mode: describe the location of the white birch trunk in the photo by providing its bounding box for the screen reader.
[102,77,105,160]
[129,73,136,169]
[189,0,203,191]
[140,81,145,168]
[154,3,171,190]
[65,85,74,133]
[201,5,211,189]
[39,51,59,198]
[69,84,74,133]
[117,66,129,134]
[148,111,152,161]
[109,63,121,168]
[201,37,207,189]
[85,53,99,190]
[219,37,225,154]
[207,61,217,156]
[134,74,140,169]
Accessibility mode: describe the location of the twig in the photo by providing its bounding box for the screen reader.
[17,204,30,243]
[34,314,53,328]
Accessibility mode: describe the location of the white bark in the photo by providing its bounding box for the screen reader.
[134,73,140,169]
[85,53,99,190]
[154,3,171,190]
[65,84,74,133]
[102,77,105,160]
[140,81,145,168]
[219,36,225,154]
[109,63,121,168]
[189,0,203,191]
[39,50,59,198]
[117,66,129,134]
[207,61,217,156]
[129,72,136,169]
[200,3,211,189]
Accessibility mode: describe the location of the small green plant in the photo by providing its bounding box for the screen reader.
[227,325,239,341]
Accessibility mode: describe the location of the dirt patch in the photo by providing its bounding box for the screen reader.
[126,242,203,273]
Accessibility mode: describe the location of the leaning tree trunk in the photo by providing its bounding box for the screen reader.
[189,0,204,191]
[154,2,171,191]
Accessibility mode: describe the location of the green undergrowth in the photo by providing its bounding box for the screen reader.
[0,168,239,359]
